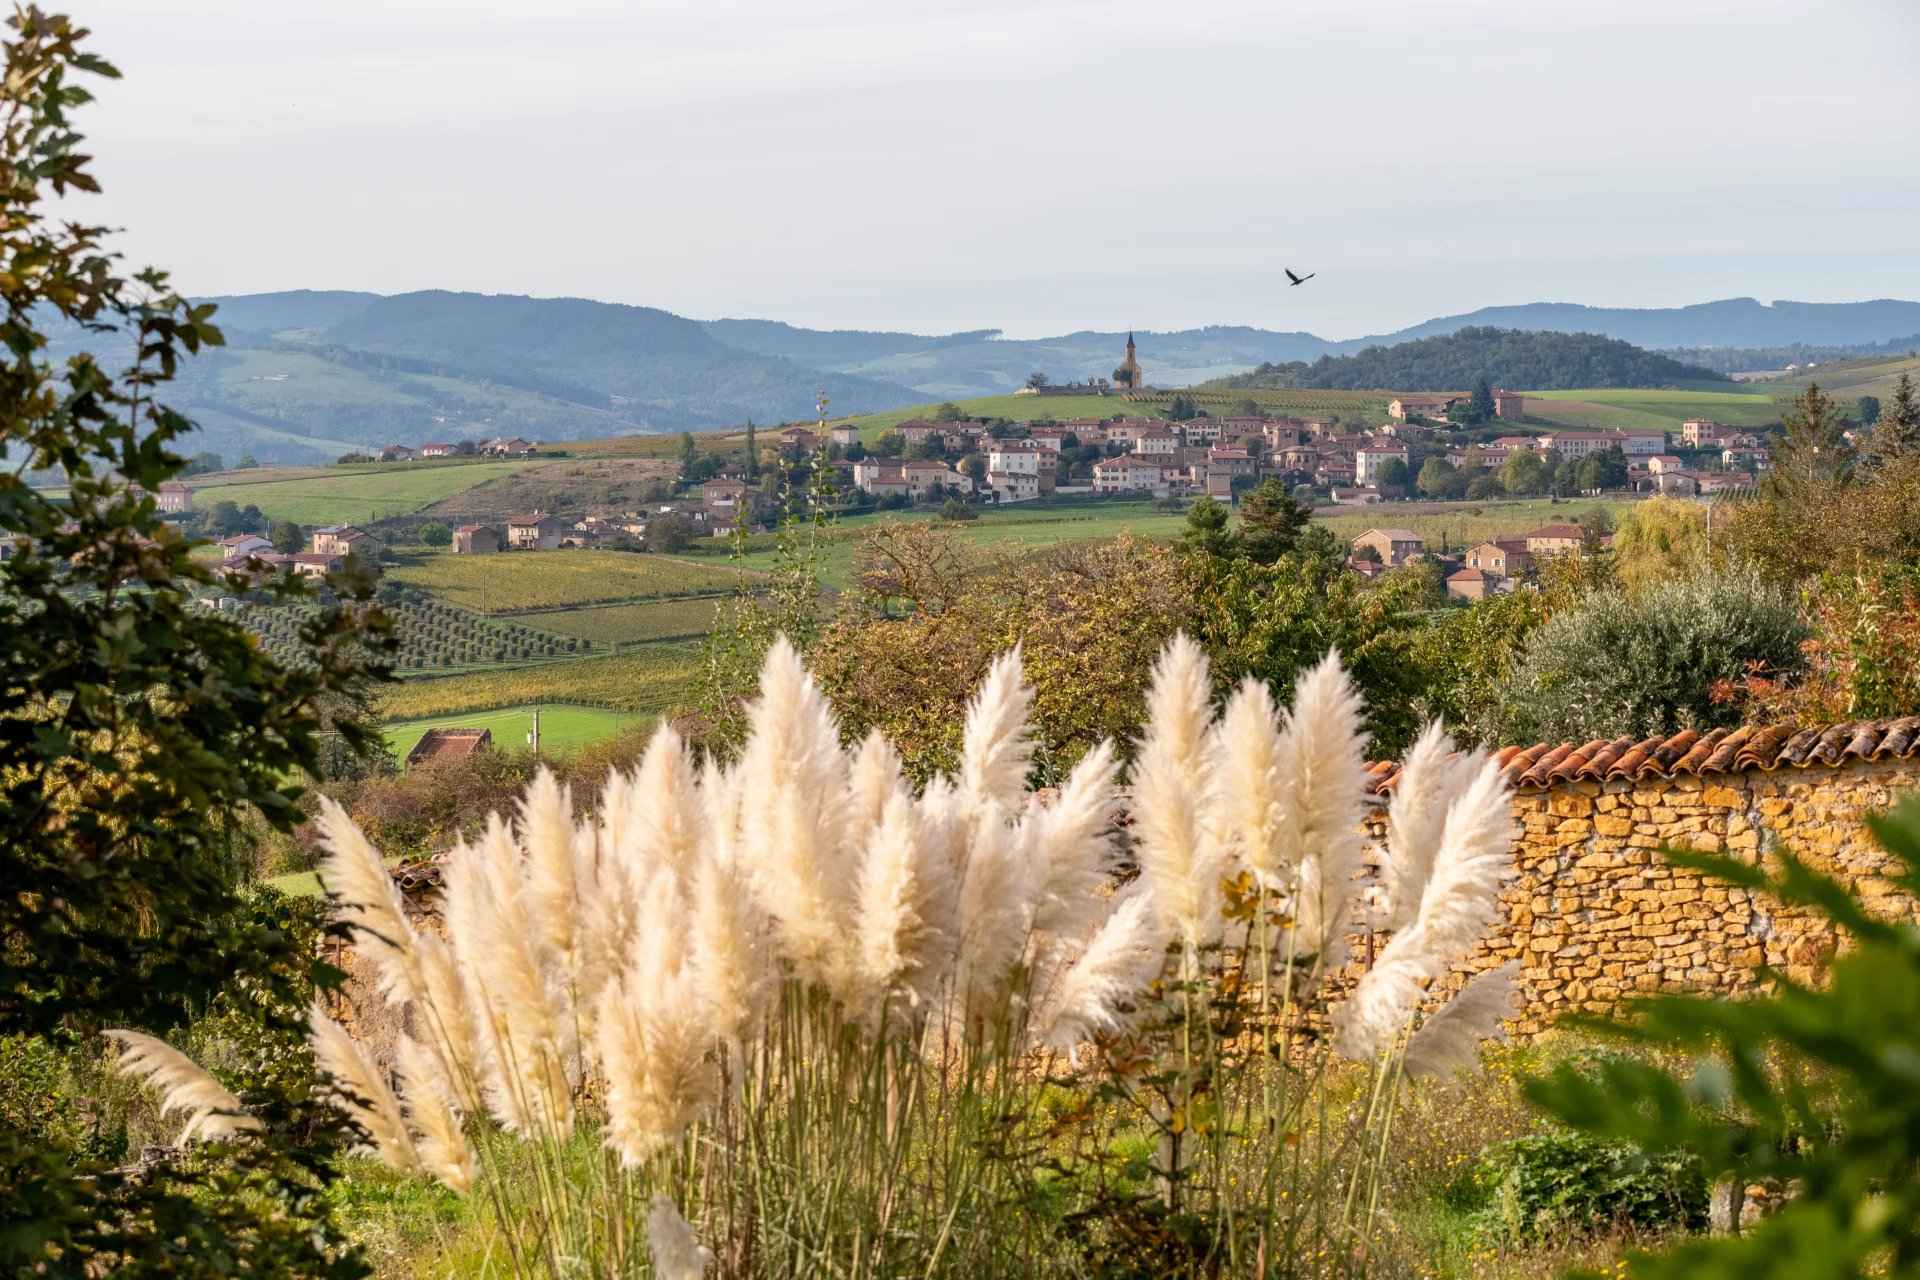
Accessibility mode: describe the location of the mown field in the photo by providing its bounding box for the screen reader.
[386,549,759,611]
[383,703,649,761]
[527,597,730,645]
[424,457,677,520]
[375,645,700,721]
[1521,386,1783,430]
[190,459,533,524]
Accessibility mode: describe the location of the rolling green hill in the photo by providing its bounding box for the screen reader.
[189,459,535,524]
[1207,327,1728,393]
[1520,387,1783,430]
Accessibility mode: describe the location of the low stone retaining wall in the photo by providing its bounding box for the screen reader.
[1429,723,1920,1035]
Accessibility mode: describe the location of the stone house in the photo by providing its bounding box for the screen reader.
[1524,523,1586,556]
[1464,539,1533,578]
[1446,566,1498,601]
[311,525,369,558]
[1091,455,1175,497]
[505,512,563,550]
[1387,396,1455,422]
[1351,527,1424,566]
[156,481,192,513]
[1491,388,1526,419]
[454,524,500,554]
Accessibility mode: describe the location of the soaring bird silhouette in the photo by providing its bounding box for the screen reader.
[1285,268,1316,287]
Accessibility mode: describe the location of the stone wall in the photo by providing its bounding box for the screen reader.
[1439,755,1920,1035]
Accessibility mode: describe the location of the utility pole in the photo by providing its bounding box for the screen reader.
[527,704,541,756]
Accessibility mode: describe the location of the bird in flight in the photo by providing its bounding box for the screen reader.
[1285,268,1316,287]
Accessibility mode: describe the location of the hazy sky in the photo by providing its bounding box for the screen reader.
[73,0,1920,339]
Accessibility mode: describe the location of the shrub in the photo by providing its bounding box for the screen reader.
[1495,562,1805,743]
[940,497,977,521]
[1472,1130,1706,1242]
[418,521,452,547]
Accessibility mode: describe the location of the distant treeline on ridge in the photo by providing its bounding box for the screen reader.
[1204,326,1729,392]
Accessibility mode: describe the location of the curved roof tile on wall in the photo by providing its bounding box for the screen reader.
[1366,717,1920,793]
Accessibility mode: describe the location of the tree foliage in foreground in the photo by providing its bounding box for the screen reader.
[0,11,381,1275]
[1530,796,1920,1280]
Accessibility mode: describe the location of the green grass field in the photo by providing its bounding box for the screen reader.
[377,645,700,721]
[191,460,533,524]
[1521,387,1783,430]
[387,550,759,611]
[529,598,731,646]
[384,703,649,762]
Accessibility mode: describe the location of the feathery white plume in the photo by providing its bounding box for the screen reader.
[647,1194,713,1280]
[689,850,775,1044]
[952,805,1038,1027]
[1025,740,1121,940]
[1384,722,1490,931]
[519,768,579,974]
[959,647,1035,812]
[1402,962,1521,1080]
[315,797,422,1007]
[442,818,574,1137]
[1208,678,1292,888]
[738,639,857,988]
[102,1031,261,1144]
[846,729,907,848]
[1278,652,1371,965]
[413,932,484,1112]
[856,791,958,1016]
[596,971,717,1167]
[1132,634,1224,952]
[629,723,706,879]
[1033,893,1166,1050]
[308,1006,420,1173]
[1335,760,1515,1060]
[395,1034,475,1193]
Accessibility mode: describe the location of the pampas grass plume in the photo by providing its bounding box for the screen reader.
[648,1194,713,1280]
[1402,962,1521,1080]
[960,647,1034,811]
[315,796,422,1008]
[1132,634,1224,952]
[1280,651,1371,964]
[396,1034,475,1193]
[1035,892,1165,1050]
[103,1030,261,1144]
[1384,722,1490,932]
[308,1006,420,1174]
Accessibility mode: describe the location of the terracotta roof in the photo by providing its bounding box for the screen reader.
[406,727,493,767]
[1366,717,1920,794]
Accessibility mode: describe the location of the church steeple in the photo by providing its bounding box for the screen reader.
[1114,330,1144,390]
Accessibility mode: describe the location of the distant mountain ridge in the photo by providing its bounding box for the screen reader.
[169,289,1920,465]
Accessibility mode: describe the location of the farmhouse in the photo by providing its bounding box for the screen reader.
[828,425,861,446]
[505,512,563,550]
[481,437,539,457]
[1490,387,1526,419]
[1525,523,1586,556]
[453,524,500,555]
[419,442,455,458]
[311,524,369,557]
[1464,539,1533,578]
[1387,396,1454,422]
[290,551,344,579]
[1351,527,1424,566]
[1681,419,1737,448]
[1446,567,1498,601]
[156,481,192,513]
[220,533,273,563]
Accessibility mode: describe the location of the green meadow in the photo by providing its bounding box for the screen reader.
[190,459,533,524]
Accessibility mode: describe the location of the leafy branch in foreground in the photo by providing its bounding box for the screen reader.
[1526,795,1920,1280]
